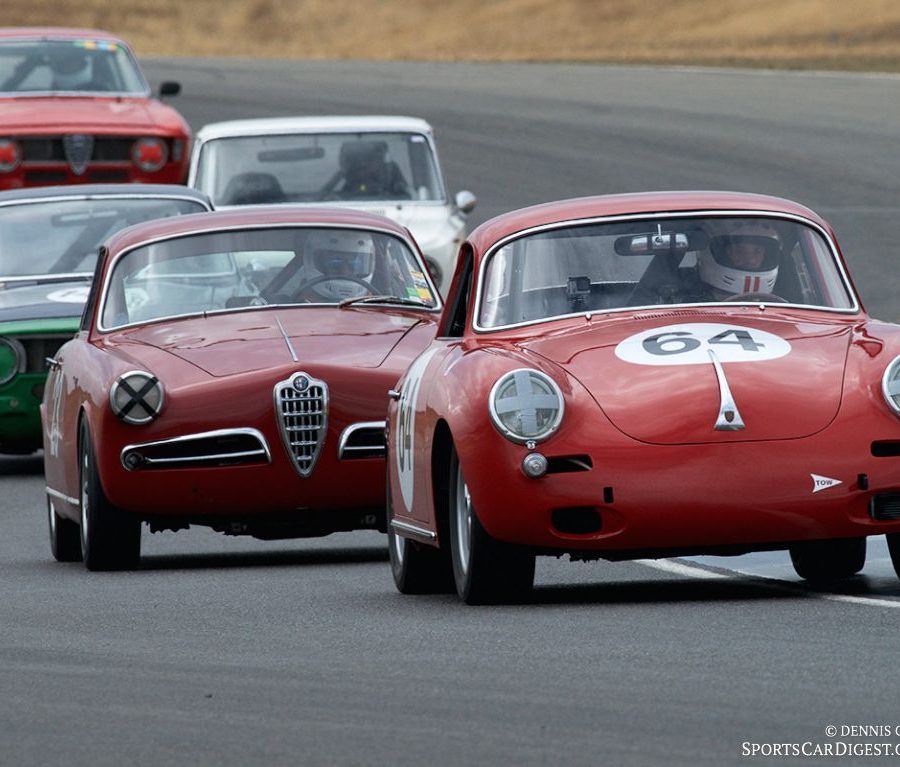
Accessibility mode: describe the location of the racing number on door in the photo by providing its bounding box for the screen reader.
[615,323,791,366]
[395,348,440,512]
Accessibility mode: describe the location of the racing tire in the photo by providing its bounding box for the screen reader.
[886,534,900,580]
[79,420,141,571]
[48,496,81,563]
[388,524,455,594]
[448,445,535,605]
[789,537,866,582]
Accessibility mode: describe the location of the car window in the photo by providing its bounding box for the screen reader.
[100,226,438,329]
[195,132,446,206]
[0,39,147,94]
[477,215,856,330]
[0,198,208,278]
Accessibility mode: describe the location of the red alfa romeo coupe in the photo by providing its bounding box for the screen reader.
[0,28,190,188]
[41,206,441,570]
[385,191,900,603]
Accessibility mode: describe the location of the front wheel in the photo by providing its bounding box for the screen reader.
[48,496,81,563]
[79,420,141,571]
[448,445,534,604]
[789,537,866,582]
[388,523,455,594]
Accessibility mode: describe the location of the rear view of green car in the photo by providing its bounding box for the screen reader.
[0,185,211,454]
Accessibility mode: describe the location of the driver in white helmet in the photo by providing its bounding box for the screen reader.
[296,230,377,303]
[49,48,95,91]
[695,220,781,301]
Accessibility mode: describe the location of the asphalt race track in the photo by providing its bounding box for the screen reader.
[4,61,900,766]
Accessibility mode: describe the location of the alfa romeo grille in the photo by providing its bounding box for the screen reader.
[274,371,328,477]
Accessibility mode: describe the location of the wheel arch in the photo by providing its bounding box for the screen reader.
[430,418,454,549]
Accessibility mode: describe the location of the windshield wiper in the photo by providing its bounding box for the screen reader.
[339,294,432,309]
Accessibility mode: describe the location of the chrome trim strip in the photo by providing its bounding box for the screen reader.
[275,315,299,362]
[96,223,441,333]
[337,421,386,459]
[472,209,860,334]
[120,427,272,469]
[390,518,437,541]
[46,486,80,508]
[708,349,745,431]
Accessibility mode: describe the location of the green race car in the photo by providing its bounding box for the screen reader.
[0,184,211,453]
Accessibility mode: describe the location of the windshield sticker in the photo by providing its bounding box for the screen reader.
[615,323,791,366]
[47,286,90,304]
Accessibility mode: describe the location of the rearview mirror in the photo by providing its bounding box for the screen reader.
[614,231,707,256]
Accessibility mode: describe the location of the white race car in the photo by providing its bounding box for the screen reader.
[187,115,476,293]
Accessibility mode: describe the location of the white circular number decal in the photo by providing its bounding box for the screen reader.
[615,323,791,366]
[47,287,90,304]
[395,348,440,512]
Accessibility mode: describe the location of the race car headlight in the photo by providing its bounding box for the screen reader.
[489,368,564,443]
[0,139,21,173]
[110,371,164,425]
[0,337,25,386]
[882,355,900,416]
[131,137,168,172]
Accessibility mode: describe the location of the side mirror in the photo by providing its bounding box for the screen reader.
[158,81,181,98]
[455,190,477,215]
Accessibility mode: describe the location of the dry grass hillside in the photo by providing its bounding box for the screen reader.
[5,0,900,70]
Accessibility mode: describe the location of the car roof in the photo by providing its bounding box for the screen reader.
[0,27,126,43]
[466,191,834,254]
[0,184,211,207]
[103,204,414,255]
[195,115,434,142]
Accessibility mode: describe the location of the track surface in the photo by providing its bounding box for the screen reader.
[4,61,900,766]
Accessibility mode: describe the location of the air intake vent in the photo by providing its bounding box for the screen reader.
[870,493,900,521]
[274,371,328,477]
[338,421,386,460]
[121,428,270,470]
[872,441,900,457]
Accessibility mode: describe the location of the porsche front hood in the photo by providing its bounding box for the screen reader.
[119,308,424,377]
[522,314,852,444]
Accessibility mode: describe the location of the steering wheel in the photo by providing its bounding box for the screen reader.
[724,292,787,303]
[295,275,377,302]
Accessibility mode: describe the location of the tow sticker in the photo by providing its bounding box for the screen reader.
[811,474,842,493]
[395,347,440,512]
[615,323,790,366]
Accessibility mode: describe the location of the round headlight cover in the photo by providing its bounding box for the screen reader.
[0,337,25,386]
[110,371,164,424]
[131,137,168,172]
[489,368,564,443]
[882,355,900,416]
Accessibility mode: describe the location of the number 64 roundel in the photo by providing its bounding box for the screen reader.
[615,323,791,366]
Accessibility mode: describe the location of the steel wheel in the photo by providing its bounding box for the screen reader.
[448,444,534,604]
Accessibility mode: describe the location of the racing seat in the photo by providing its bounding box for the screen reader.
[220,172,287,205]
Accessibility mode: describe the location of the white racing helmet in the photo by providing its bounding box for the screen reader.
[304,230,376,301]
[698,219,781,296]
[50,49,93,90]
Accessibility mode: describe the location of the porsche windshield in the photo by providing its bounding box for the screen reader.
[478,215,856,329]
[101,226,438,329]
[0,39,147,94]
[0,197,207,280]
[194,132,446,206]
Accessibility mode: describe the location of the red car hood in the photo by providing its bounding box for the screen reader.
[119,308,425,376]
[522,313,852,444]
[1,96,161,132]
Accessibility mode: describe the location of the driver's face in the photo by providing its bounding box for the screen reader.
[726,241,766,270]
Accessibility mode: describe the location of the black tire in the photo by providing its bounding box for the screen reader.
[48,496,81,563]
[789,537,866,582]
[386,465,454,594]
[448,445,535,604]
[886,534,900,580]
[79,420,141,571]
